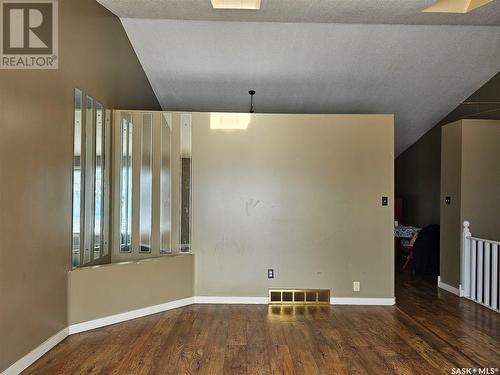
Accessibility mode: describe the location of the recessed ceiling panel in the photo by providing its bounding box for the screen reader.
[423,0,493,13]
[211,0,261,10]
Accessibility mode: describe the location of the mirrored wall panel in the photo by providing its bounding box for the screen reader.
[139,113,153,253]
[120,112,133,253]
[72,89,83,268]
[160,114,172,254]
[83,95,94,265]
[93,102,104,261]
[71,89,110,269]
[112,111,175,262]
[180,114,192,253]
[102,110,111,258]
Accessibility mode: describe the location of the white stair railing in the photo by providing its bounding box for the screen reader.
[462,221,500,312]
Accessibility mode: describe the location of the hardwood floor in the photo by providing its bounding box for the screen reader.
[23,274,499,374]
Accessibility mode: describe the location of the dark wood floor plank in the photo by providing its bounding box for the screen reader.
[21,271,500,375]
[269,344,296,375]
[223,344,248,375]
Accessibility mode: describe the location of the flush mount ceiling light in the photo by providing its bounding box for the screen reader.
[423,0,493,13]
[210,113,251,130]
[210,0,261,10]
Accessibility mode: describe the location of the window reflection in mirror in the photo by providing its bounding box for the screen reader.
[83,95,94,264]
[180,114,192,253]
[120,112,133,253]
[160,113,172,254]
[93,102,104,260]
[139,113,153,253]
[72,89,83,269]
[102,110,111,258]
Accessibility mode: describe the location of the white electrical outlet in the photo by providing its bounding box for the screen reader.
[353,281,360,292]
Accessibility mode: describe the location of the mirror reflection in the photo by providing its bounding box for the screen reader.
[119,112,133,253]
[160,113,172,254]
[93,102,104,261]
[180,114,192,253]
[139,113,153,253]
[72,89,83,269]
[83,95,94,265]
[73,101,180,267]
[72,90,111,268]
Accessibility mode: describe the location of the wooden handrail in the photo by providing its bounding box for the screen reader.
[466,236,500,246]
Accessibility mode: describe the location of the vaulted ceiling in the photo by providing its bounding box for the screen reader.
[98,0,500,155]
[98,0,500,25]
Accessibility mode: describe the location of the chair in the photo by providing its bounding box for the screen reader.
[401,233,418,270]
[412,225,440,275]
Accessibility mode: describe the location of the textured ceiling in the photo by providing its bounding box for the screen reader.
[98,0,500,25]
[437,72,500,126]
[120,19,500,155]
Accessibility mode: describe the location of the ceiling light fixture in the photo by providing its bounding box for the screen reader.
[249,90,256,113]
[210,0,261,10]
[210,113,251,130]
[422,0,493,13]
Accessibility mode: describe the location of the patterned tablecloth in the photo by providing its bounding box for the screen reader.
[394,226,421,239]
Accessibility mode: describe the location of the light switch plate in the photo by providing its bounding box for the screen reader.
[353,281,360,292]
[268,269,274,279]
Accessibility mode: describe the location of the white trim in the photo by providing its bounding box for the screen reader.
[1,327,69,375]
[68,297,194,334]
[330,297,395,305]
[2,294,401,374]
[194,296,268,304]
[437,276,461,296]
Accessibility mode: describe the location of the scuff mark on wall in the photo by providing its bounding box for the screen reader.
[212,234,248,255]
[245,198,261,216]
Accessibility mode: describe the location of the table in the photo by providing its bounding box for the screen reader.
[395,226,421,239]
[395,226,421,270]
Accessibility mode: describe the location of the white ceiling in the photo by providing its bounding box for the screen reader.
[98,0,500,25]
[96,0,500,155]
[120,19,500,154]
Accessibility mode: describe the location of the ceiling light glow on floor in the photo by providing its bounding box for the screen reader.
[422,0,493,13]
[210,113,251,130]
[211,0,261,10]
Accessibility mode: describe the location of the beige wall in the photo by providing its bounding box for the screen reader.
[68,255,194,324]
[191,113,394,298]
[440,121,463,287]
[395,72,500,230]
[395,125,441,227]
[0,0,159,371]
[440,119,500,288]
[461,120,500,241]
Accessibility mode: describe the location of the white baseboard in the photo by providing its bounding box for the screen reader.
[1,327,69,375]
[330,297,395,305]
[194,296,268,304]
[437,276,461,296]
[68,297,194,334]
[3,293,399,374]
